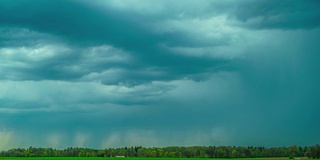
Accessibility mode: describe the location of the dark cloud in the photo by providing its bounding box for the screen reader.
[231,0,320,29]
[0,0,231,85]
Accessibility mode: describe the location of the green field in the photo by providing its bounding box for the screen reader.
[0,158,315,160]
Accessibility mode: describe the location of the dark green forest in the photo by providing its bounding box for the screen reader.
[1,144,320,158]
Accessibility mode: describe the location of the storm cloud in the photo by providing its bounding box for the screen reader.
[0,0,319,150]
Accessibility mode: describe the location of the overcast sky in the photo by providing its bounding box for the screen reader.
[0,0,320,150]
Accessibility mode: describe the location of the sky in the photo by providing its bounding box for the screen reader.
[0,0,320,150]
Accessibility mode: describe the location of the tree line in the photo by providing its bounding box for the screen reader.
[1,144,319,159]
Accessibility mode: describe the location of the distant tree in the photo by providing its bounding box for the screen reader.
[288,145,297,158]
[316,144,320,159]
[307,144,320,159]
[232,149,237,158]
[97,150,104,157]
[217,148,227,158]
[1,145,320,158]
[157,148,163,157]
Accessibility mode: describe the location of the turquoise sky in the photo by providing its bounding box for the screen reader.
[0,0,320,150]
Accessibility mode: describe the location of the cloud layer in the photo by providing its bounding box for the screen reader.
[0,0,320,150]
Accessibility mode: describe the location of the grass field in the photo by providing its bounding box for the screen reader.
[0,157,315,160]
